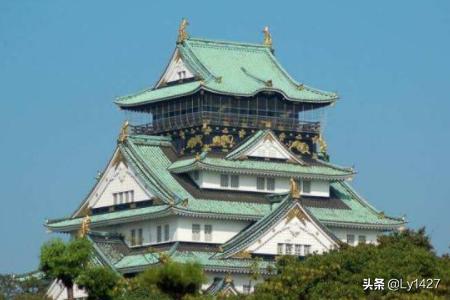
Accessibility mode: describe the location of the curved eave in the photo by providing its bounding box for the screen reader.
[169,160,355,181]
[45,206,262,233]
[117,261,274,275]
[323,219,407,231]
[115,84,338,109]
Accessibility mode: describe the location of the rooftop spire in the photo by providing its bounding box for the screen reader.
[262,26,272,47]
[177,18,189,44]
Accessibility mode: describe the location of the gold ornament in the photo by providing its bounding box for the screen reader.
[289,178,300,199]
[285,206,308,225]
[262,26,272,47]
[212,135,234,148]
[177,18,189,43]
[118,121,129,143]
[187,135,203,149]
[78,215,91,237]
[279,132,286,142]
[239,129,246,139]
[289,140,310,154]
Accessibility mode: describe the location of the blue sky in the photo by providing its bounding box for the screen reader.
[1,1,449,273]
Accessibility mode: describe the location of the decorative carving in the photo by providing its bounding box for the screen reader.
[285,206,308,225]
[239,129,246,139]
[212,135,234,148]
[289,140,310,154]
[262,26,272,47]
[78,215,91,237]
[202,144,211,152]
[118,121,129,143]
[187,135,203,149]
[234,250,252,259]
[202,125,212,135]
[224,273,233,283]
[290,178,300,199]
[179,130,186,140]
[278,132,286,142]
[177,18,189,43]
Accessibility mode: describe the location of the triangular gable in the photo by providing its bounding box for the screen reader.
[221,198,339,258]
[156,49,195,87]
[205,277,239,296]
[73,149,154,217]
[226,130,304,164]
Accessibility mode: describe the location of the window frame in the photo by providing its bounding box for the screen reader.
[204,224,212,242]
[192,224,201,241]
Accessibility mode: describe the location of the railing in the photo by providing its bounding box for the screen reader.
[130,112,320,135]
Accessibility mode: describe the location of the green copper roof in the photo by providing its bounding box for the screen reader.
[116,37,338,108]
[168,155,354,181]
[47,134,404,232]
[114,250,274,274]
[220,197,340,258]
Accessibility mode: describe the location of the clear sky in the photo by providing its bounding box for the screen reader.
[1,1,449,273]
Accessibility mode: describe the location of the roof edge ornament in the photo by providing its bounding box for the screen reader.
[290,177,300,199]
[118,120,129,144]
[177,18,189,44]
[262,26,273,48]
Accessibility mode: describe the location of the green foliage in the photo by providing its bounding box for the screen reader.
[76,266,119,300]
[245,228,449,300]
[117,256,206,300]
[39,237,92,299]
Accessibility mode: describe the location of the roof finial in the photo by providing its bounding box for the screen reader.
[290,178,300,199]
[177,18,189,44]
[78,214,91,238]
[118,120,129,143]
[262,26,272,47]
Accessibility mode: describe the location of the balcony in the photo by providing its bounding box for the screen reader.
[130,111,320,135]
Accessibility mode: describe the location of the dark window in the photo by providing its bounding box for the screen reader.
[358,235,366,244]
[164,224,170,241]
[347,234,355,245]
[256,177,265,190]
[204,225,212,242]
[303,180,311,193]
[230,175,239,188]
[192,224,201,241]
[267,178,275,191]
[157,226,162,243]
[220,174,229,187]
[138,228,143,245]
[130,229,136,246]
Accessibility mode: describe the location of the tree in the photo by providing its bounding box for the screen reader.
[246,228,449,299]
[40,238,92,300]
[120,255,206,300]
[76,266,119,300]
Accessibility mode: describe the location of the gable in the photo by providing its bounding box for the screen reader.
[229,130,303,164]
[157,49,194,86]
[243,204,338,256]
[247,136,292,160]
[74,150,154,215]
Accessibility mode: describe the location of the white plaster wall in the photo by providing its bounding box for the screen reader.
[302,180,330,197]
[247,212,336,256]
[329,227,381,245]
[91,161,152,209]
[97,215,249,247]
[175,217,250,243]
[198,171,329,196]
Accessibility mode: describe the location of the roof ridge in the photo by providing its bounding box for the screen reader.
[186,37,268,49]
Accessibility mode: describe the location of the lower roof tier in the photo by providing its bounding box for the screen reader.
[46,134,404,232]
